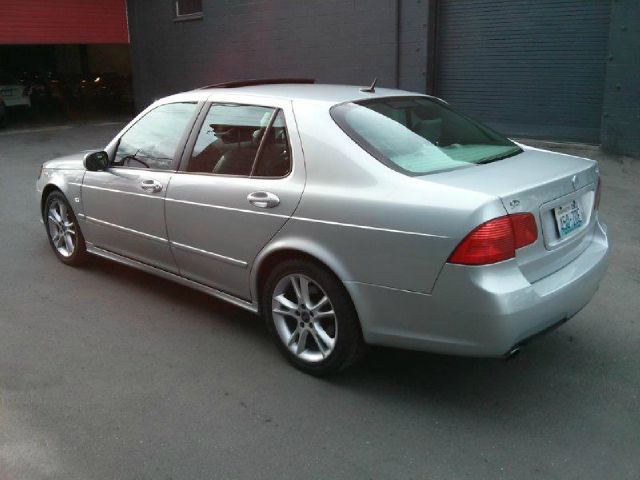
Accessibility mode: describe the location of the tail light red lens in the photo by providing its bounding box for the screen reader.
[448,213,538,266]
[510,213,538,249]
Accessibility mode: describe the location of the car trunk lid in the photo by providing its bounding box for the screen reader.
[420,145,600,282]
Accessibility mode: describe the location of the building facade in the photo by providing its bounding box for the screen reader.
[126,0,639,156]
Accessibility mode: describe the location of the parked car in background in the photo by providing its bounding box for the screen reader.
[36,79,610,375]
[0,74,32,109]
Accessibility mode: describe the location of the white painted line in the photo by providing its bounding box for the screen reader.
[0,125,73,136]
[0,121,125,136]
[92,121,126,127]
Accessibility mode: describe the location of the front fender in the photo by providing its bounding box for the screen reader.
[37,169,86,219]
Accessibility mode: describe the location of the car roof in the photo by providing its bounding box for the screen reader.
[192,83,422,105]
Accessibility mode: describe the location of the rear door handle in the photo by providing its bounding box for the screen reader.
[247,191,280,208]
[140,179,163,193]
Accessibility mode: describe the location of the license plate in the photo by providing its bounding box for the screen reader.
[554,199,584,238]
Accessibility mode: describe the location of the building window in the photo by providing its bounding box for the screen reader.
[175,0,203,20]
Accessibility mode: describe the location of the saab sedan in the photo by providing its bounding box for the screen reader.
[36,79,609,375]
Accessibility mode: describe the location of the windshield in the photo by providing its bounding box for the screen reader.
[331,96,522,175]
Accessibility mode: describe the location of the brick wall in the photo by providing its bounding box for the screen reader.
[127,0,428,109]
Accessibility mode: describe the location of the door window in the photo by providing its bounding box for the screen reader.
[113,102,198,170]
[187,104,291,177]
[250,110,291,177]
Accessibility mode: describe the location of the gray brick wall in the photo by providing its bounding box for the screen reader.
[128,0,428,110]
[398,0,428,93]
[126,0,637,156]
[601,0,640,156]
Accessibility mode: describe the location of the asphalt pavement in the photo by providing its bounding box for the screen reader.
[1,123,638,479]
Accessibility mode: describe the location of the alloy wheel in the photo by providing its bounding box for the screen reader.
[47,199,77,258]
[272,274,338,363]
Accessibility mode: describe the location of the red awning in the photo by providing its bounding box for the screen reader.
[0,0,129,44]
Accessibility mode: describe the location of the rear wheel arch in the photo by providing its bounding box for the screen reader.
[257,250,367,374]
[253,247,354,315]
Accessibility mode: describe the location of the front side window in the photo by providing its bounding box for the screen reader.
[331,96,522,176]
[113,102,197,170]
[188,104,291,177]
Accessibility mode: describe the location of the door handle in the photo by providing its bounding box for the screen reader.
[247,191,280,208]
[140,179,163,193]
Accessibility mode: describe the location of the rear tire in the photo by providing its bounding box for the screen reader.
[262,259,365,376]
[43,191,88,266]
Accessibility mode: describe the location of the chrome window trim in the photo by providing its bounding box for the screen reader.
[104,166,179,174]
[172,170,290,180]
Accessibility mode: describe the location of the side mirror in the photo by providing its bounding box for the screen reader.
[84,151,109,171]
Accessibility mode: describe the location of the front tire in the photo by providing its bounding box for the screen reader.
[262,259,365,376]
[44,191,87,266]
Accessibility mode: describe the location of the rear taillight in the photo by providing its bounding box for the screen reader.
[593,177,602,211]
[448,213,538,266]
[510,212,538,248]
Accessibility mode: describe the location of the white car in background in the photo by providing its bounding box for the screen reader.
[0,75,31,109]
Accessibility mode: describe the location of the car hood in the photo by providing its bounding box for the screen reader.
[43,150,95,170]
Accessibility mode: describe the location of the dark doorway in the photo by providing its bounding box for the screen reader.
[0,44,134,129]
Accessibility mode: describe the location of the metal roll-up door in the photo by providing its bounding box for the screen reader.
[435,0,611,142]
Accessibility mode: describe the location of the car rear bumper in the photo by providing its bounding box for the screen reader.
[345,218,609,357]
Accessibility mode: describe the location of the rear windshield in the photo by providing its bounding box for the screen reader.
[331,96,522,175]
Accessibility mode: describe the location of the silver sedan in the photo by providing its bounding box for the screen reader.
[36,80,609,375]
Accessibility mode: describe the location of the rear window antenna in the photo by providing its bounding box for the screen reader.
[360,78,378,93]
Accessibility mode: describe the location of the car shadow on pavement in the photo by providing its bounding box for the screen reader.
[327,329,612,416]
[79,252,610,414]
[81,255,267,332]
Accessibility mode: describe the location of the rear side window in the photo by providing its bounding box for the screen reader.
[331,96,521,176]
[251,111,291,177]
[114,102,198,170]
[187,104,291,177]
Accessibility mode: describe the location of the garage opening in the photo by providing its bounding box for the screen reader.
[0,0,132,129]
[0,44,133,127]
[435,0,611,143]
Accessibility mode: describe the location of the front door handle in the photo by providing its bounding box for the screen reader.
[247,191,280,208]
[140,179,163,193]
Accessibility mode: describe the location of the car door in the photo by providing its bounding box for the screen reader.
[165,98,305,299]
[82,101,200,272]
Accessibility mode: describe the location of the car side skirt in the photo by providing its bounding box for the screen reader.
[86,243,259,314]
